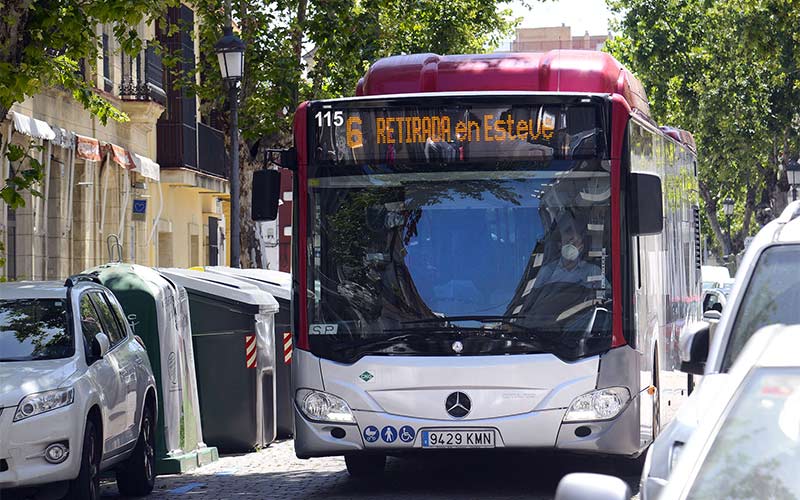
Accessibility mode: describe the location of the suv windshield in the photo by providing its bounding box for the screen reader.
[0,299,72,361]
[308,160,613,362]
[723,245,800,371]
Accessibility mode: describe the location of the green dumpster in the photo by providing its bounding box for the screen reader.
[85,263,218,474]
[158,268,280,453]
[204,266,293,439]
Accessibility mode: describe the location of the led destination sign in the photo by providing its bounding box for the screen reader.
[310,100,603,164]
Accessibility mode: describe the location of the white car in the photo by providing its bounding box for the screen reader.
[640,200,800,499]
[555,324,800,500]
[0,276,158,499]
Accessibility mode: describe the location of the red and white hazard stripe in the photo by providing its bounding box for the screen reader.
[245,335,257,368]
[283,332,292,364]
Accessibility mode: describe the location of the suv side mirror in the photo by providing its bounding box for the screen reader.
[252,169,282,221]
[631,173,663,236]
[91,332,110,360]
[555,473,631,500]
[703,309,722,322]
[680,322,710,375]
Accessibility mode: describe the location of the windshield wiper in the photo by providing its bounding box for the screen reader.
[403,315,530,332]
[331,331,448,353]
[403,315,519,324]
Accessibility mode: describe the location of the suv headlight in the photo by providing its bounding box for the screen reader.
[14,388,74,422]
[296,389,356,424]
[564,387,630,422]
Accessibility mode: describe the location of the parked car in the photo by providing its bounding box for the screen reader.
[641,200,800,499]
[700,265,730,291]
[555,324,800,500]
[0,276,158,499]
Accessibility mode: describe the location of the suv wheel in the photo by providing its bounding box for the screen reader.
[345,454,386,478]
[116,404,156,497]
[68,419,101,500]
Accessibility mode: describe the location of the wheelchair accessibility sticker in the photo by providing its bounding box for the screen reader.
[399,426,415,443]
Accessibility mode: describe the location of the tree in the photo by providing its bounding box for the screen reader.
[187,0,522,266]
[0,0,170,207]
[606,0,800,259]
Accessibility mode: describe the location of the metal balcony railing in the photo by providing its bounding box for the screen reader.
[120,45,167,105]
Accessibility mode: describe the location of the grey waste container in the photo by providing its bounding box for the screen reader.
[159,268,279,453]
[204,267,293,438]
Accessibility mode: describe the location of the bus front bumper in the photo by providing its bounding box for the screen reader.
[294,394,642,458]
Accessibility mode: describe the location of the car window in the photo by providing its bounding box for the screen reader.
[89,292,125,346]
[703,292,719,312]
[0,299,72,361]
[723,245,800,371]
[687,369,800,499]
[80,294,104,354]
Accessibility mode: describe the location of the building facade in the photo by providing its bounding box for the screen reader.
[0,4,230,281]
[510,26,610,52]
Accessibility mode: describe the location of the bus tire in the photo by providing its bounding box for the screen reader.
[345,454,386,478]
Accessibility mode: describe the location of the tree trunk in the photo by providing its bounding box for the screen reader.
[699,180,731,257]
[237,137,262,268]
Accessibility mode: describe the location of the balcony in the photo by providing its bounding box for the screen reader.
[157,120,228,193]
[120,45,167,105]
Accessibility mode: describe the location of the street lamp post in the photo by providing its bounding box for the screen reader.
[215,26,245,267]
[722,197,734,255]
[787,159,800,202]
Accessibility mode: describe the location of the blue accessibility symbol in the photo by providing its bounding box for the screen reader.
[363,426,379,443]
[398,425,415,443]
[381,425,397,443]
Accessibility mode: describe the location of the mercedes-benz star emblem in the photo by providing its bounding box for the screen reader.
[445,392,471,418]
[452,341,464,353]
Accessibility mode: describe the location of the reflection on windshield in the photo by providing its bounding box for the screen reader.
[687,370,800,500]
[309,161,613,362]
[0,299,72,361]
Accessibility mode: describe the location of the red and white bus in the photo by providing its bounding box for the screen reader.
[253,50,701,476]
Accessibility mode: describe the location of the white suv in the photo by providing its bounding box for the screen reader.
[0,276,158,499]
[641,200,800,499]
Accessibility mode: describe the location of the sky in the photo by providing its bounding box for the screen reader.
[503,0,616,36]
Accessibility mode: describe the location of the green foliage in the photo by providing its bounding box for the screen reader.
[607,0,800,257]
[0,139,43,209]
[0,0,171,124]
[187,0,521,145]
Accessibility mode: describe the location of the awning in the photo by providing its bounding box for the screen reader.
[76,134,102,161]
[106,143,134,169]
[131,153,160,181]
[52,127,75,150]
[9,111,55,140]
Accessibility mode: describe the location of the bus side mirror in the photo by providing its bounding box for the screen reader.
[252,169,281,221]
[631,173,663,236]
[680,322,710,375]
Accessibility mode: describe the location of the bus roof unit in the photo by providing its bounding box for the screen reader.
[356,51,651,119]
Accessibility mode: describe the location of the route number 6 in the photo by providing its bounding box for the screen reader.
[315,110,344,127]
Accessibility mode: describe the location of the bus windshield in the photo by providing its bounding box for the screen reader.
[308,161,613,362]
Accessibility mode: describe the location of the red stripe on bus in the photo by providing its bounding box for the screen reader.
[295,101,310,350]
[610,94,631,348]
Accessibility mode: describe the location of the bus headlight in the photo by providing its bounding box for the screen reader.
[296,389,356,424]
[563,387,630,422]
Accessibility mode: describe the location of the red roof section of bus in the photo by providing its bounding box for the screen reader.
[356,51,651,119]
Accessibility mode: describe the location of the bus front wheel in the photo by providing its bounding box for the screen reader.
[345,454,386,478]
